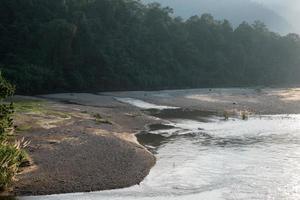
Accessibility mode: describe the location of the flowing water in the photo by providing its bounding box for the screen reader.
[20,98,300,200]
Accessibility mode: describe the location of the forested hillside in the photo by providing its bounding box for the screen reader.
[1,0,300,94]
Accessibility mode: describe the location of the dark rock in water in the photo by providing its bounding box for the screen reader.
[48,140,58,145]
[148,108,216,122]
[148,124,175,131]
[137,131,169,151]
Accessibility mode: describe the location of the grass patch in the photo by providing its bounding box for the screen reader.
[44,111,70,119]
[13,100,45,114]
[93,113,113,125]
[14,100,70,119]
[15,124,32,133]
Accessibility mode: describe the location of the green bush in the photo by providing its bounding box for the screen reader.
[0,142,26,190]
[0,72,28,191]
[2,65,58,95]
[0,72,14,142]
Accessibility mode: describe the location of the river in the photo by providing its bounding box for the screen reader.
[20,98,300,200]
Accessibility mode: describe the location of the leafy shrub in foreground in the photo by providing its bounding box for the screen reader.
[0,72,28,191]
[0,142,26,190]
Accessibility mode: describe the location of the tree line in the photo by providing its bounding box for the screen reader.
[1,0,300,94]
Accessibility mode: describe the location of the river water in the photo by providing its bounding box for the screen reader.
[20,98,300,200]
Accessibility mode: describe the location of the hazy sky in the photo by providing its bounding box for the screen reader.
[253,0,300,33]
[145,0,300,34]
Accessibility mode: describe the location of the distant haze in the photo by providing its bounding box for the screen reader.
[253,0,300,33]
[143,0,299,35]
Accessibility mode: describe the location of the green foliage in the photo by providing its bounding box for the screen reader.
[0,72,14,141]
[0,142,26,190]
[1,0,300,94]
[0,72,14,100]
[2,65,58,95]
[0,103,14,141]
[0,73,27,190]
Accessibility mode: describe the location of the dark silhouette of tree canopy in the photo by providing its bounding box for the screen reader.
[0,0,300,94]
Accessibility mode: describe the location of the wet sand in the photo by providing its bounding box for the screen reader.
[9,88,300,196]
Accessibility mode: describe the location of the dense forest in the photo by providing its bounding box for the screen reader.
[1,0,300,94]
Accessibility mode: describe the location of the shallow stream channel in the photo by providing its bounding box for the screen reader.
[20,98,300,200]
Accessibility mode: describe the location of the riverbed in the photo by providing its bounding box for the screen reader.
[19,92,300,200]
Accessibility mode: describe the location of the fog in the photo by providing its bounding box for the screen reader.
[143,0,300,34]
[253,0,300,33]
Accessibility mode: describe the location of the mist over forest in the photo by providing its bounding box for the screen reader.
[1,0,300,94]
[143,0,294,34]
